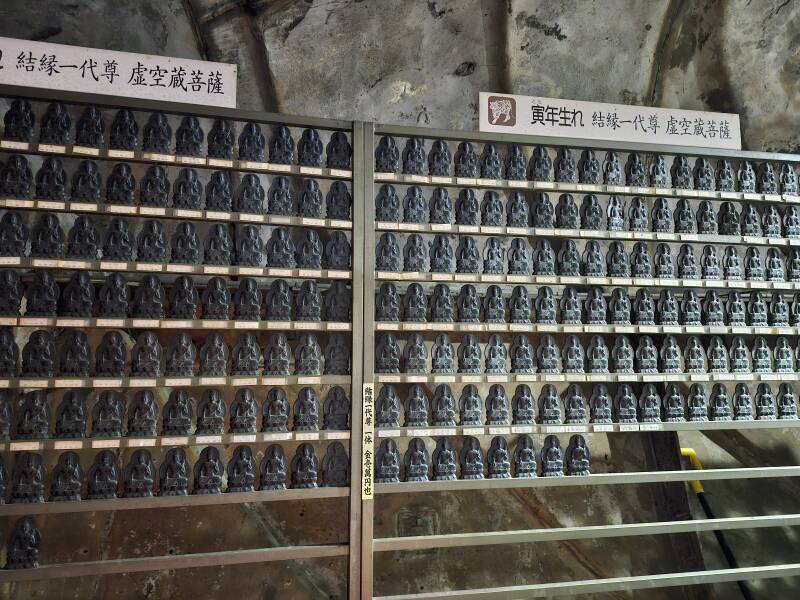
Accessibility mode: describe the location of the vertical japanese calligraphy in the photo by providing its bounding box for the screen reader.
[0,37,236,108]
[361,383,375,500]
[479,92,741,150]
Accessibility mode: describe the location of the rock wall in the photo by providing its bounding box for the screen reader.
[2,1,800,599]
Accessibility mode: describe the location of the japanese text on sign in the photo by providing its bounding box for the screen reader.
[479,92,741,150]
[0,36,236,108]
[362,383,375,500]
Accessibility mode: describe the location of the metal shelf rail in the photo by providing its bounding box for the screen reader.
[0,84,365,599]
[360,120,800,599]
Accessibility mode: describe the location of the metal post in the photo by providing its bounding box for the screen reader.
[348,120,367,600]
[360,121,377,599]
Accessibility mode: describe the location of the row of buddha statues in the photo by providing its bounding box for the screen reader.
[375,382,798,427]
[375,135,798,194]
[2,517,40,569]
[2,385,350,440]
[2,99,353,167]
[377,185,800,237]
[0,328,351,378]
[0,213,353,269]
[376,283,800,327]
[0,154,353,219]
[375,332,800,376]
[375,434,589,482]
[376,232,799,282]
[0,271,351,322]
[1,442,350,504]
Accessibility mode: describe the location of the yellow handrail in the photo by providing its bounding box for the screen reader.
[681,447,705,494]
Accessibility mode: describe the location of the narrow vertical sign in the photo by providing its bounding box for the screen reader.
[361,383,375,500]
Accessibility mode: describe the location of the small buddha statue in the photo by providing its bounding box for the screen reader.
[135,166,169,210]
[511,384,536,425]
[590,384,612,423]
[39,102,72,146]
[375,136,400,173]
[700,245,721,280]
[651,197,673,233]
[615,384,637,423]
[54,391,87,438]
[555,193,579,229]
[192,446,224,494]
[510,334,535,374]
[623,153,646,186]
[532,192,554,227]
[158,447,189,497]
[585,288,607,324]
[560,287,582,324]
[457,334,482,373]
[694,157,715,190]
[34,157,68,201]
[687,384,708,422]
[196,388,227,434]
[294,128,323,167]
[294,333,322,375]
[234,174,266,214]
[455,189,479,225]
[455,236,480,273]
[141,112,172,154]
[731,383,753,421]
[427,139,452,176]
[91,390,126,437]
[162,390,194,435]
[431,334,455,374]
[402,334,427,374]
[172,168,203,209]
[429,187,453,224]
[509,285,531,323]
[205,119,234,159]
[587,336,609,373]
[402,138,426,175]
[612,336,634,373]
[541,435,564,477]
[537,334,560,373]
[227,389,258,434]
[238,122,266,162]
[724,246,742,280]
[674,198,696,233]
[606,241,629,277]
[506,191,530,227]
[127,390,158,436]
[3,99,35,143]
[257,389,289,433]
[635,336,658,373]
[717,202,739,236]
[712,159,733,191]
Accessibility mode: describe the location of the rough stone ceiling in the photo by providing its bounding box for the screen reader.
[3,0,798,151]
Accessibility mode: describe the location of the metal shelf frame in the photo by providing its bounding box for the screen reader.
[372,564,800,600]
[0,486,350,516]
[0,197,354,230]
[376,219,800,250]
[0,543,350,583]
[373,513,800,551]
[361,121,800,599]
[373,170,799,206]
[0,85,366,597]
